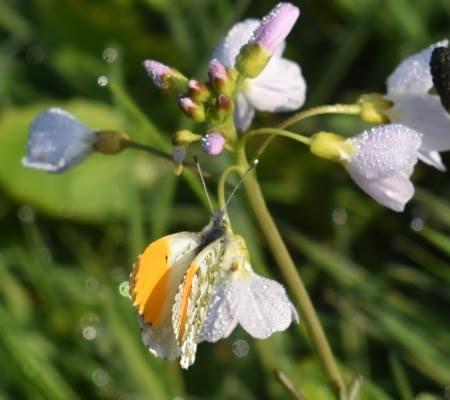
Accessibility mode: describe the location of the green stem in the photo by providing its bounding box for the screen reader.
[253,104,361,159]
[236,146,347,399]
[278,104,361,130]
[217,165,244,210]
[244,128,312,147]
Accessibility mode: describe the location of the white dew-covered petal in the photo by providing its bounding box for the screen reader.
[197,283,238,343]
[226,268,299,339]
[347,170,414,212]
[22,108,96,172]
[212,19,285,68]
[244,57,306,112]
[234,93,256,131]
[348,124,422,180]
[386,40,449,96]
[385,94,450,156]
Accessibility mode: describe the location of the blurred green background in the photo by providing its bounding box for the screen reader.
[0,0,450,399]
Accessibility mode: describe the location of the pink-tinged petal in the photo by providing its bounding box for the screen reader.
[22,108,96,173]
[349,124,422,180]
[208,58,227,82]
[250,3,300,54]
[143,60,172,88]
[201,133,226,156]
[244,57,306,112]
[386,40,449,96]
[197,283,238,343]
[226,268,298,339]
[347,169,415,212]
[234,93,255,131]
[213,19,285,68]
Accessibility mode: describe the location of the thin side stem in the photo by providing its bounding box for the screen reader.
[217,165,244,210]
[274,370,308,400]
[244,128,312,146]
[236,146,347,399]
[254,103,361,158]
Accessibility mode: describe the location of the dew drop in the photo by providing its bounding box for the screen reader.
[92,368,110,386]
[82,326,97,340]
[118,281,130,298]
[97,75,109,87]
[232,339,249,358]
[410,217,424,232]
[332,208,347,226]
[102,47,118,63]
[85,276,99,292]
[18,205,34,222]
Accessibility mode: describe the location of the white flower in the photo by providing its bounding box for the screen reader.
[346,124,422,212]
[384,40,450,171]
[22,108,97,172]
[198,259,299,343]
[213,19,306,131]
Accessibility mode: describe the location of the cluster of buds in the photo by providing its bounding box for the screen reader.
[142,2,303,168]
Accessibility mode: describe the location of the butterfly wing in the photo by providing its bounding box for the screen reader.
[129,232,201,359]
[172,237,226,369]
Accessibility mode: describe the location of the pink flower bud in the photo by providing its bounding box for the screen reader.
[187,79,210,102]
[208,59,227,84]
[251,2,300,54]
[143,60,172,88]
[201,132,225,155]
[177,96,206,122]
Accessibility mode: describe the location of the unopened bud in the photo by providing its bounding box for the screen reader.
[143,60,188,94]
[188,79,211,103]
[251,3,300,54]
[178,96,206,123]
[201,132,226,156]
[94,130,129,154]
[208,59,236,96]
[358,93,393,124]
[172,145,186,175]
[310,132,355,162]
[172,129,201,146]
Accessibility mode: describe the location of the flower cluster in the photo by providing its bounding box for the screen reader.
[19,1,450,370]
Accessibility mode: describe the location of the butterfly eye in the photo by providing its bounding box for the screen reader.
[430,46,450,113]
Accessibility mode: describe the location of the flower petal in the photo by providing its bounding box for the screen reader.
[347,170,414,212]
[349,124,422,180]
[22,108,96,172]
[386,94,450,154]
[244,57,306,112]
[197,283,238,343]
[212,19,285,68]
[226,268,299,339]
[418,150,446,171]
[386,40,449,96]
[234,93,256,131]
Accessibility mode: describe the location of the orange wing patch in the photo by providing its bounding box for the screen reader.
[176,263,199,341]
[130,237,171,326]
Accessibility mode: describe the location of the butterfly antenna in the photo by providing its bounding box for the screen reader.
[194,156,215,215]
[223,158,259,213]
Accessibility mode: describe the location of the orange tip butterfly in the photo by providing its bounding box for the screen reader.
[129,159,298,369]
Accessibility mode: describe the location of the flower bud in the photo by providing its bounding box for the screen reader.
[143,59,188,94]
[177,96,206,123]
[310,132,355,162]
[201,132,226,155]
[358,93,393,124]
[187,79,211,103]
[94,130,129,154]
[251,2,300,54]
[208,59,236,96]
[172,129,201,146]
